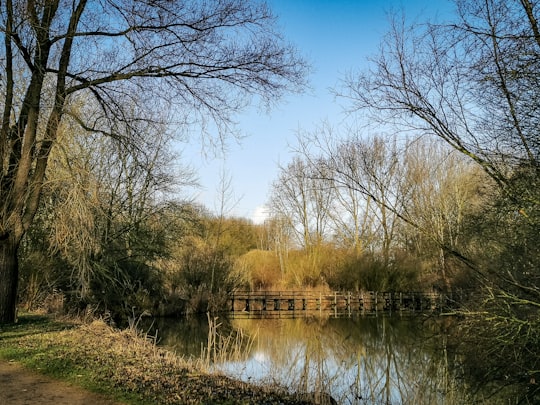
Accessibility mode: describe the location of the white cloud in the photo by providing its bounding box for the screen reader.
[251,205,270,224]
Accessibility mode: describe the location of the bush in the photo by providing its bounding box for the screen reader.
[231,250,281,290]
[332,251,422,292]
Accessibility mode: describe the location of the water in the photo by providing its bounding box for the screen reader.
[143,314,471,404]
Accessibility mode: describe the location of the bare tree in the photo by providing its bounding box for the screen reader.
[298,131,409,265]
[294,125,485,287]
[338,0,540,395]
[0,0,306,323]
[327,176,376,256]
[338,0,540,282]
[400,137,488,287]
[340,0,539,205]
[269,156,332,251]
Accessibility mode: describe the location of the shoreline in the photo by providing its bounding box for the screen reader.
[0,314,313,405]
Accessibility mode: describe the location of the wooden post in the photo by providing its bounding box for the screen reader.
[333,291,337,317]
[288,299,294,310]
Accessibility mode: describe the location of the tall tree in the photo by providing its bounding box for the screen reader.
[339,0,540,395]
[0,0,306,323]
[399,138,487,287]
[341,0,539,205]
[339,0,540,280]
[42,108,188,306]
[269,156,332,251]
[298,131,410,264]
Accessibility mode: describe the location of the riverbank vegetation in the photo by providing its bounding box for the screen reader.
[1,0,539,403]
[0,314,313,405]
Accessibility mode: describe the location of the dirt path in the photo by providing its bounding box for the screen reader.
[0,360,125,405]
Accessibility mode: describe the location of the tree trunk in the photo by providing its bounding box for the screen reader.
[0,236,20,323]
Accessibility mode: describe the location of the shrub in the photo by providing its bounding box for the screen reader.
[332,251,422,292]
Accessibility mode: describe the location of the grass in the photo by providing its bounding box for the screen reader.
[0,314,310,405]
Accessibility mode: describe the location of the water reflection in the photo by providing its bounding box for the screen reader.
[145,315,469,404]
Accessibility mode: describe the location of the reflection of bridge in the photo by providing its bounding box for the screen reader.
[229,291,447,318]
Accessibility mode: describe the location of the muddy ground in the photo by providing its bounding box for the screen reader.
[0,360,124,405]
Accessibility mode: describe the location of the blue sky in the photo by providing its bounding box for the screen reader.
[185,0,454,222]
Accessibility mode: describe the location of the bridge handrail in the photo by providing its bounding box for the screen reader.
[229,290,444,296]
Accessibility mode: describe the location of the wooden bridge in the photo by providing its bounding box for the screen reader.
[229,290,447,318]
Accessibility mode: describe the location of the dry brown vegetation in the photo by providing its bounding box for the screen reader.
[2,316,316,405]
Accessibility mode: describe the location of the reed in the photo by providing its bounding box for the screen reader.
[201,313,257,369]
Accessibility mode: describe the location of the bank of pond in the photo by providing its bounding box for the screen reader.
[140,312,532,404]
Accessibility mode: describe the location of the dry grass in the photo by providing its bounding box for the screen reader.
[200,314,258,370]
[2,315,312,405]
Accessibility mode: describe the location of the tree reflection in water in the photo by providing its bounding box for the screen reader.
[144,315,495,404]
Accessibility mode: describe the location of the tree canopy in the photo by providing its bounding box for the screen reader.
[0,0,307,323]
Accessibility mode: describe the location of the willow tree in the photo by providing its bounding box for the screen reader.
[0,0,306,323]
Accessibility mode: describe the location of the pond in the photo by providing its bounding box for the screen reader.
[140,314,501,404]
